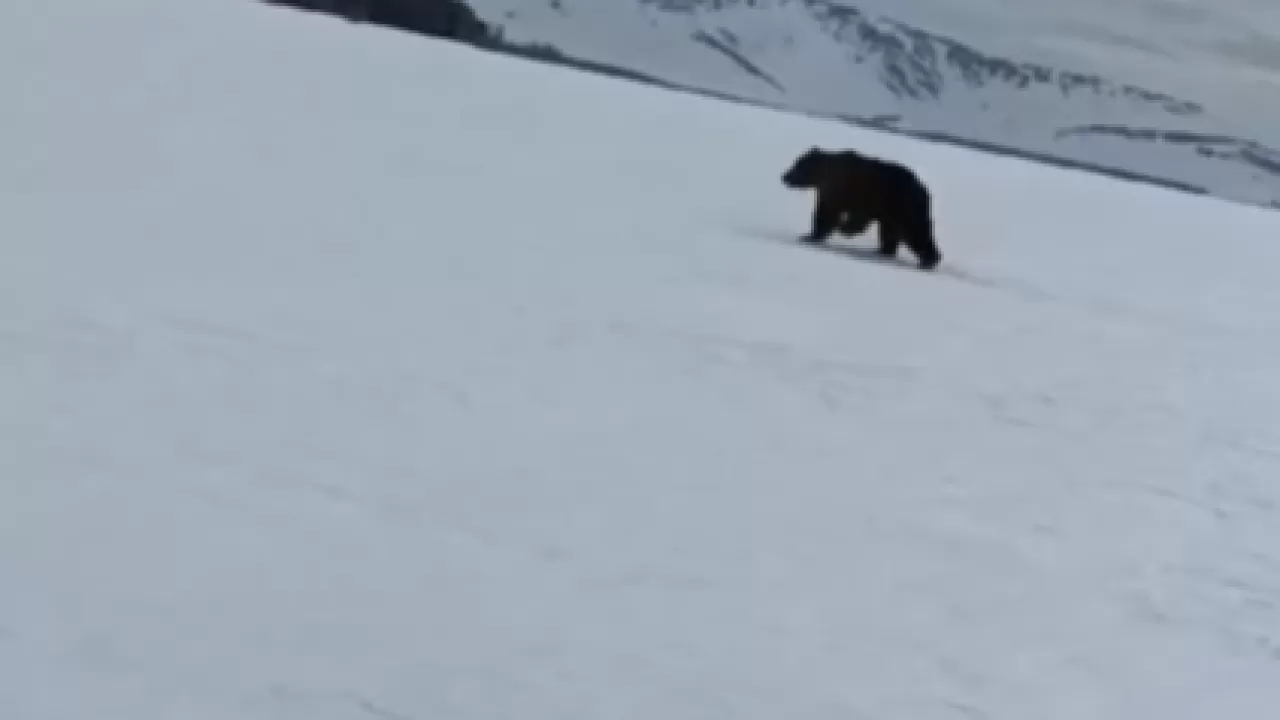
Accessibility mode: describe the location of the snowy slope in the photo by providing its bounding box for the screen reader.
[465,0,1280,209]
[6,0,1280,718]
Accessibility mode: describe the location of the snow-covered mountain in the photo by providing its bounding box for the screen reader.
[9,0,1280,717]
[277,0,1280,209]
[469,0,1280,208]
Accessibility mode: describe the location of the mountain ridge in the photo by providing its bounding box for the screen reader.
[262,0,1280,210]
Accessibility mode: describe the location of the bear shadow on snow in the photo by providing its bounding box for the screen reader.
[779,146,943,271]
[737,226,922,272]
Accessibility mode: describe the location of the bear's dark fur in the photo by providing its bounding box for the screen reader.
[781,147,942,270]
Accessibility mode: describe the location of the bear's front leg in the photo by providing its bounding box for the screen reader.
[804,195,842,244]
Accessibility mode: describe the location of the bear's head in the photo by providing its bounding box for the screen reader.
[781,147,831,189]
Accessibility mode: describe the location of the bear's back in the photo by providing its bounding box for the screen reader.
[823,152,928,215]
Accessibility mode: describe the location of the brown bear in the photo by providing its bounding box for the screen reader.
[781,147,942,271]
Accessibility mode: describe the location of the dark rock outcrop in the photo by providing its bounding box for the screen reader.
[263,0,490,43]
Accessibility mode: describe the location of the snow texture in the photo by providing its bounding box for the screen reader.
[468,0,1280,209]
[4,0,1280,718]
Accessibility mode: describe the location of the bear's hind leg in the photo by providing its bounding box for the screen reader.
[902,216,942,270]
[877,221,903,257]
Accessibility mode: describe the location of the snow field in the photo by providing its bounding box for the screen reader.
[4,0,1280,718]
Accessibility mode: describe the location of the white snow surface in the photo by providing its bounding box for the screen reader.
[6,1,1280,718]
